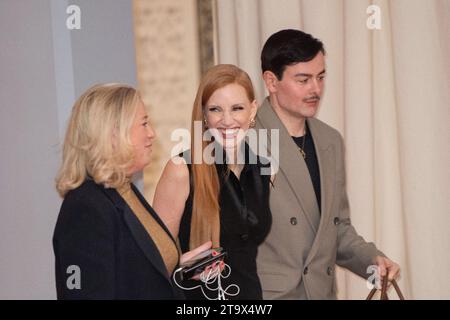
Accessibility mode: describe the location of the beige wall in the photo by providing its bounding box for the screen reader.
[133,0,201,202]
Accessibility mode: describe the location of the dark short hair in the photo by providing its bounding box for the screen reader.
[261,29,325,79]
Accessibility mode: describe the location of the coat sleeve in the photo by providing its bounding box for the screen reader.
[334,134,386,279]
[53,193,116,299]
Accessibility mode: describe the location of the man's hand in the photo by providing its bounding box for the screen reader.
[374,255,400,281]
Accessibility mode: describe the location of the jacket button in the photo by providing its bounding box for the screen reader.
[334,217,340,225]
[327,266,333,276]
[290,217,298,225]
[303,267,309,275]
[240,233,249,241]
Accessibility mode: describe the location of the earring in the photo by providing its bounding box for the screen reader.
[249,118,256,128]
[203,118,208,128]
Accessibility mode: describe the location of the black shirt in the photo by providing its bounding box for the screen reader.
[292,123,321,212]
[178,146,272,300]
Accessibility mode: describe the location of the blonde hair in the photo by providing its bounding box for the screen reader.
[189,64,256,249]
[56,83,141,197]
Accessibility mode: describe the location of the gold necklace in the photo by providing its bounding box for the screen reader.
[298,126,307,159]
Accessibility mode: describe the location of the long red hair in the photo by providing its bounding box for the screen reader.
[189,64,255,249]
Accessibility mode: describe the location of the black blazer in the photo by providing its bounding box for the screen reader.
[53,179,184,299]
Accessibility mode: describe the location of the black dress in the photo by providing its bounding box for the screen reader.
[178,146,272,300]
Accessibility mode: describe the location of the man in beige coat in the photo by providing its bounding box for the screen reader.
[255,29,400,299]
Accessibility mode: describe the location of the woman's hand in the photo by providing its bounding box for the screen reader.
[179,241,225,280]
[180,241,212,265]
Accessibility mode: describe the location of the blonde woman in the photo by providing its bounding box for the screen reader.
[53,83,210,299]
[153,65,272,299]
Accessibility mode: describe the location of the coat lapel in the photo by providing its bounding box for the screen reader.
[256,98,321,234]
[101,185,174,280]
[304,118,335,266]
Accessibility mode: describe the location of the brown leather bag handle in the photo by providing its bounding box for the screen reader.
[366,272,405,300]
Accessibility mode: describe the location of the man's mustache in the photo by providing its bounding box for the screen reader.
[303,95,320,102]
